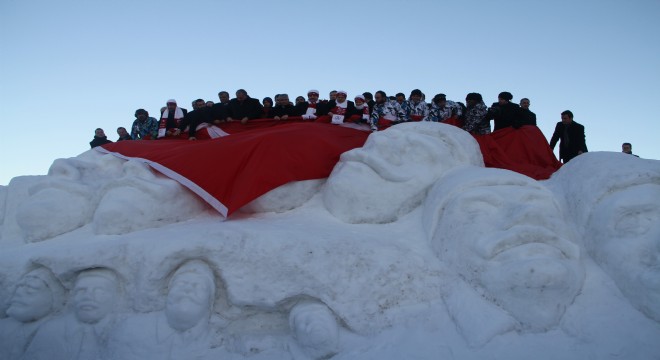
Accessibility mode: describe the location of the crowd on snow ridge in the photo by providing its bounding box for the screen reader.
[89,88,638,163]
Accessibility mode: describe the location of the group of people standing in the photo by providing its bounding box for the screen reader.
[90,87,634,164]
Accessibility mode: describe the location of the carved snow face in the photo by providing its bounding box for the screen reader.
[430,177,583,329]
[73,273,118,324]
[166,271,213,331]
[16,183,93,242]
[324,123,482,223]
[289,302,339,358]
[92,161,207,235]
[7,274,53,322]
[586,184,660,322]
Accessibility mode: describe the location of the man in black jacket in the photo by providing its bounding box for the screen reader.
[90,128,113,148]
[271,93,298,120]
[227,89,263,124]
[485,91,525,131]
[116,127,132,141]
[519,98,537,126]
[296,89,330,120]
[549,110,588,163]
[176,98,213,140]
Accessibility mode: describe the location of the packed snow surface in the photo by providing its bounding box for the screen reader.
[1,123,659,359]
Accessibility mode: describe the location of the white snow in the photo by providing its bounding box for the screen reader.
[1,123,659,359]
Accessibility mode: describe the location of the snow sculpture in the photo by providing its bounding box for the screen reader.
[92,160,208,235]
[165,259,216,332]
[0,185,7,229]
[16,180,95,242]
[548,152,660,322]
[423,167,584,343]
[241,179,325,214]
[109,259,220,359]
[6,151,207,242]
[323,122,484,223]
[0,266,66,359]
[13,154,124,242]
[24,267,123,360]
[288,300,340,359]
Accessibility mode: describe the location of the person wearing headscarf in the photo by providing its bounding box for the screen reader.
[296,89,330,120]
[158,99,188,138]
[346,94,370,123]
[326,90,356,124]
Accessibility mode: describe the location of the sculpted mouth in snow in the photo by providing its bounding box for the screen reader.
[78,302,99,311]
[477,225,579,261]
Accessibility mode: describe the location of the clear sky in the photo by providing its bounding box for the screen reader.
[1,0,659,185]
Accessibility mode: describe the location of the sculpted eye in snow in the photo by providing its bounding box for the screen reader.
[614,211,654,236]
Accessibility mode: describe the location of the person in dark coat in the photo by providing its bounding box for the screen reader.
[116,127,132,141]
[226,89,263,124]
[621,142,639,157]
[519,98,537,126]
[485,91,525,131]
[177,99,213,140]
[271,94,298,120]
[363,92,376,116]
[549,110,588,163]
[90,128,113,148]
[261,97,274,118]
[327,90,356,124]
[296,89,330,119]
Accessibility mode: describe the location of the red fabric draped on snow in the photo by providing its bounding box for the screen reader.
[96,122,369,217]
[218,117,307,134]
[441,116,464,128]
[473,125,562,180]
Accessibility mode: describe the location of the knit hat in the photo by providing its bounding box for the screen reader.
[307,89,319,95]
[166,99,177,104]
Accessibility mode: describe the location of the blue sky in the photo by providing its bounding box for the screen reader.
[1,0,659,185]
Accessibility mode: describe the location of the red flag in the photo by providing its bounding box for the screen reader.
[473,125,562,180]
[97,122,369,217]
